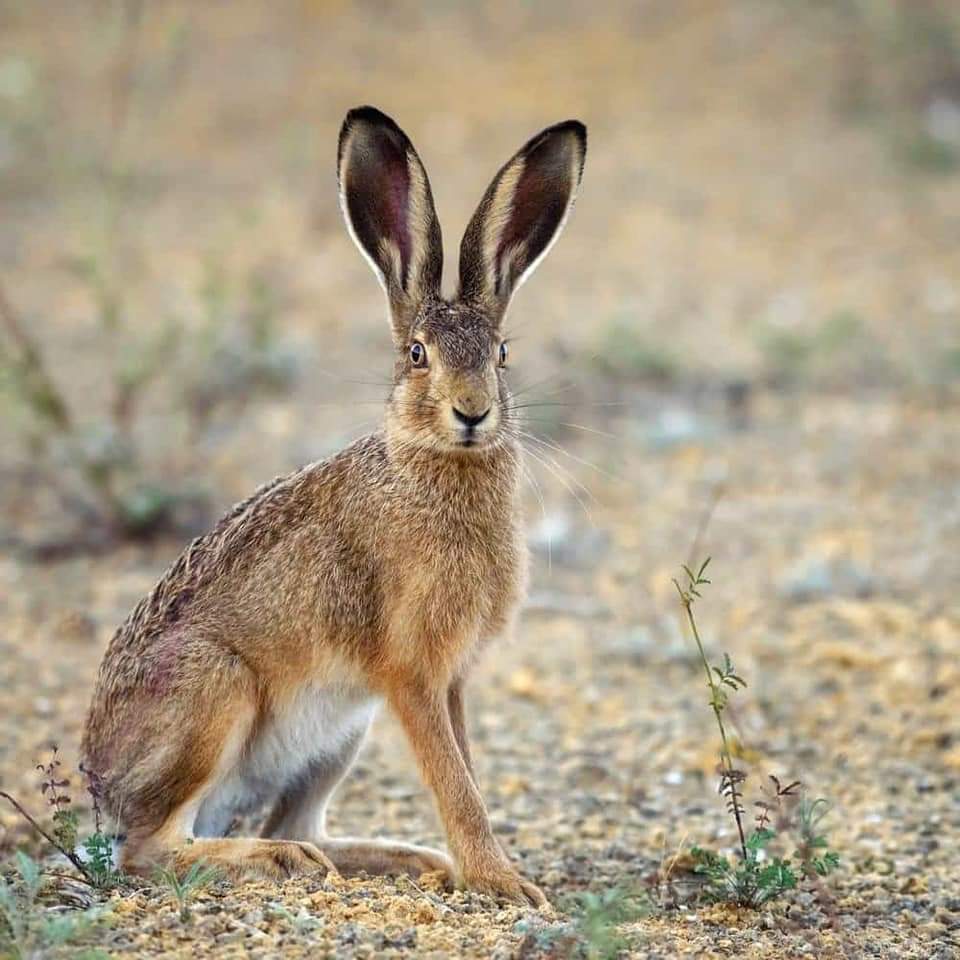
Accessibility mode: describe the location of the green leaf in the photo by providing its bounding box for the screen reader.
[813,852,840,876]
[746,829,775,853]
[13,852,40,895]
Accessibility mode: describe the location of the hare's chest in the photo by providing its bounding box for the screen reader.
[388,521,526,673]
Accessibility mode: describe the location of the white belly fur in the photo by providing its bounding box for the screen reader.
[194,683,379,837]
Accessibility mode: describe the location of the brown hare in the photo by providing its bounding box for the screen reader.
[81,106,586,907]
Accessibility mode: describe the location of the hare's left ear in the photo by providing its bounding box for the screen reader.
[338,106,443,341]
[458,120,586,319]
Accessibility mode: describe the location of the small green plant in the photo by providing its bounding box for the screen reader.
[0,852,105,959]
[37,749,79,857]
[267,902,323,936]
[1,750,121,890]
[514,887,648,960]
[570,887,648,960]
[673,559,749,859]
[153,861,220,923]
[78,770,118,891]
[674,559,841,908]
[795,795,842,881]
[691,827,799,908]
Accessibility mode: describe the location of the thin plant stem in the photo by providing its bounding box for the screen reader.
[0,791,94,883]
[674,562,749,861]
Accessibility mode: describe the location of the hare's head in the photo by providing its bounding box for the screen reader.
[338,107,586,453]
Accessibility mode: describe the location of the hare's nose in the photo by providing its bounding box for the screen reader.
[452,407,490,428]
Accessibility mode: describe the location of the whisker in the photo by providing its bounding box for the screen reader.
[513,428,622,483]
[507,401,627,413]
[520,432,600,499]
[503,416,619,441]
[520,441,595,526]
[549,421,618,440]
[507,372,574,397]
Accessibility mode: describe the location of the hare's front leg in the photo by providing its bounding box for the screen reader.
[386,677,548,908]
[447,679,476,780]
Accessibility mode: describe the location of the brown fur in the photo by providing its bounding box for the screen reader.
[82,106,586,907]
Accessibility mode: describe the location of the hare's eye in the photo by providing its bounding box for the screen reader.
[498,341,509,367]
[409,341,427,367]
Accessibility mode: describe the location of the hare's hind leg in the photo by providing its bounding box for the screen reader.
[259,722,453,880]
[114,673,334,882]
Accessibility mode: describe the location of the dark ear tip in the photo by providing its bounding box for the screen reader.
[557,120,587,156]
[343,105,398,129]
[339,106,406,156]
[530,119,587,164]
[527,120,586,182]
[338,107,413,174]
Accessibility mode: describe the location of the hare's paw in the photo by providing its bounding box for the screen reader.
[164,837,339,883]
[461,862,549,909]
[403,846,455,881]
[251,840,338,880]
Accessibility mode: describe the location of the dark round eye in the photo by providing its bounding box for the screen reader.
[409,341,427,367]
[498,341,508,366]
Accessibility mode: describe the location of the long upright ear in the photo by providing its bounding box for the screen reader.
[458,120,586,318]
[338,106,443,339]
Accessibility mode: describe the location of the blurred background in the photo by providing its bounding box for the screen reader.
[1,0,959,544]
[1,0,959,951]
[1,0,959,540]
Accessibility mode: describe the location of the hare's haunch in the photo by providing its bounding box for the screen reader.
[82,106,586,907]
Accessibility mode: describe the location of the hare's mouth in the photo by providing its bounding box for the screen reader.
[452,423,498,451]
[453,434,484,450]
[444,428,497,453]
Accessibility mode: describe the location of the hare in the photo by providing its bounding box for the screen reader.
[81,106,586,907]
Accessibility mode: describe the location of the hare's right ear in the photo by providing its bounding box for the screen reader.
[338,107,443,340]
[458,120,586,320]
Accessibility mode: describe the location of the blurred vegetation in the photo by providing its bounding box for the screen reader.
[1,0,957,558]
[0,1,298,555]
[798,0,960,171]
[587,314,679,385]
[0,264,297,554]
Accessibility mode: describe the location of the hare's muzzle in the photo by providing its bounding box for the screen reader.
[452,405,492,446]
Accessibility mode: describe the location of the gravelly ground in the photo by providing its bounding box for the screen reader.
[2,389,958,957]
[2,2,960,957]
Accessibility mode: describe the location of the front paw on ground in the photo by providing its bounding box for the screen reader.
[462,867,550,909]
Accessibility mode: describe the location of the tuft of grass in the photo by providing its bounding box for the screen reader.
[152,861,220,923]
[674,559,841,908]
[0,852,106,960]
